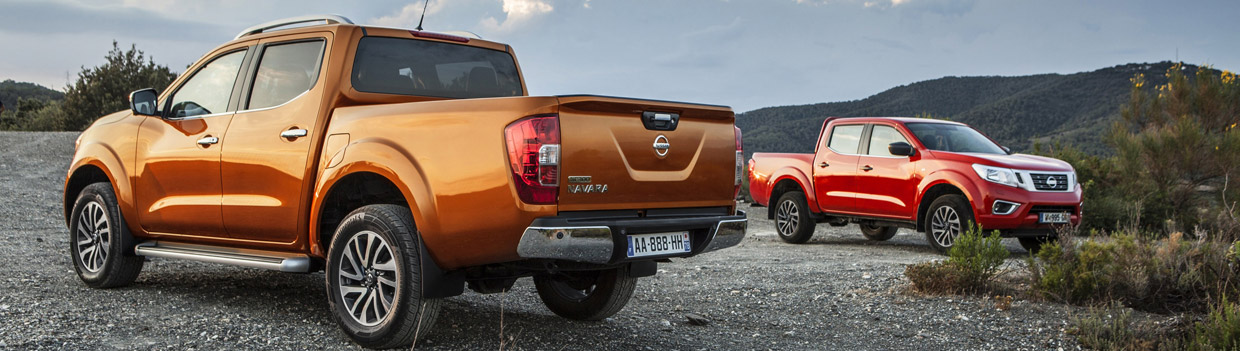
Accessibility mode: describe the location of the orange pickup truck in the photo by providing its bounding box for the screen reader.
[63,15,746,348]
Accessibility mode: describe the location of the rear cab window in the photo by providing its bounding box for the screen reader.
[247,40,326,110]
[827,124,864,154]
[351,37,523,99]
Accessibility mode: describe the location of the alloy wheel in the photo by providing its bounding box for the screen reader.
[337,230,399,327]
[929,206,962,248]
[75,201,109,273]
[775,199,800,236]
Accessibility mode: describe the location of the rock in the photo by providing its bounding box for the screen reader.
[685,313,711,326]
[659,319,673,331]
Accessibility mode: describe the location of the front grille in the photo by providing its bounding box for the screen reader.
[1030,205,1076,215]
[1030,173,1069,191]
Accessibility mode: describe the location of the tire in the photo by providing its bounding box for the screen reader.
[773,191,815,244]
[860,223,898,241]
[326,204,441,349]
[1019,236,1055,254]
[923,194,975,254]
[534,266,637,321]
[69,182,143,288]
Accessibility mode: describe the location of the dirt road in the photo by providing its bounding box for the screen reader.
[0,132,1081,350]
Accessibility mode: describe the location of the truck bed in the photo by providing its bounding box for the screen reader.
[747,152,815,206]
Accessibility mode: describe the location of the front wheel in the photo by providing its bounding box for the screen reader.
[774,191,816,244]
[923,194,975,254]
[69,182,143,288]
[534,266,636,321]
[860,223,898,241]
[326,204,441,349]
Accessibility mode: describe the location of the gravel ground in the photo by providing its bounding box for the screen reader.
[0,131,1085,350]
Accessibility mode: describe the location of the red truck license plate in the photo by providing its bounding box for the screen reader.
[1039,212,1070,224]
[626,232,691,258]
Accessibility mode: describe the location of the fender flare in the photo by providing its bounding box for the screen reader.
[311,137,465,298]
[64,143,134,231]
[767,166,821,214]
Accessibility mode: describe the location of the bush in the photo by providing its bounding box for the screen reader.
[1186,299,1240,350]
[906,226,1009,294]
[1028,231,1240,314]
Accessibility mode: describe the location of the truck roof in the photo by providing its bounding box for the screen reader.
[224,15,513,53]
[828,117,965,126]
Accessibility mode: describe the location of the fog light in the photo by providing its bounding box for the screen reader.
[992,200,1020,215]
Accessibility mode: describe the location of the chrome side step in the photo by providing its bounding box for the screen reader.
[135,241,311,273]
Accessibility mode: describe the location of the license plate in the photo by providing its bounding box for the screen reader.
[1039,212,1070,224]
[626,232,691,258]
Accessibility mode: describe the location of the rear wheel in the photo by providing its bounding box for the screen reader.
[923,194,974,254]
[326,204,441,349]
[774,191,815,244]
[534,266,636,321]
[860,223,898,241]
[69,182,143,288]
[1019,236,1055,254]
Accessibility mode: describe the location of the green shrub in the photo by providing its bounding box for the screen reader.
[1186,299,1240,351]
[1071,306,1152,351]
[906,226,1009,294]
[1029,231,1240,313]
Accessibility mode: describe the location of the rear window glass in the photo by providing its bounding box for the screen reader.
[351,37,523,99]
[827,124,864,154]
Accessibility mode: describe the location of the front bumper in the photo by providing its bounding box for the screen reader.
[516,210,747,264]
[973,181,1082,236]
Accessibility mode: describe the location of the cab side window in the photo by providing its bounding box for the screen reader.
[168,50,247,118]
[827,124,864,154]
[247,40,326,110]
[866,125,910,156]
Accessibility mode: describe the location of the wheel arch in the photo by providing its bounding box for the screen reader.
[63,160,121,228]
[766,175,812,219]
[915,179,975,232]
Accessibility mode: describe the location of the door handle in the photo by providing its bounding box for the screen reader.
[818,162,829,168]
[280,128,308,139]
[196,136,219,145]
[861,165,874,171]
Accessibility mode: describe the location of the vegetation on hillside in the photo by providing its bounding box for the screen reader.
[0,41,176,131]
[738,62,1196,157]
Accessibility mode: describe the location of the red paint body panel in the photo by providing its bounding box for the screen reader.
[747,117,1083,233]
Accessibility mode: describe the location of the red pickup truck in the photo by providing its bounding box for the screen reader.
[747,117,1081,253]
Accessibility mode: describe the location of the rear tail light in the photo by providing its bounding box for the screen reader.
[734,126,743,198]
[505,115,560,204]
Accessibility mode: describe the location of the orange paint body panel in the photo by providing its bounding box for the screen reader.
[65,23,741,271]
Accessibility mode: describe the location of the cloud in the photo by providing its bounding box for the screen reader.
[0,1,228,42]
[370,0,446,28]
[479,0,554,33]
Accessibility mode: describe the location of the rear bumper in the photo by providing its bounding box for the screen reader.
[516,210,747,264]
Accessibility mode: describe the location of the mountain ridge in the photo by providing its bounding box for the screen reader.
[737,62,1201,156]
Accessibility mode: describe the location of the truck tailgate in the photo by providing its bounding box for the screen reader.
[555,95,737,211]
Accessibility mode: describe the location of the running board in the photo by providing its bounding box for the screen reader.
[135,241,312,273]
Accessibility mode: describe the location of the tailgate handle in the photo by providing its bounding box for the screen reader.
[641,111,680,131]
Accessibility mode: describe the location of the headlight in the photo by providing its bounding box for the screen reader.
[972,164,1020,187]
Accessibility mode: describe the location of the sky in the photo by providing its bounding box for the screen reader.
[1,0,1237,113]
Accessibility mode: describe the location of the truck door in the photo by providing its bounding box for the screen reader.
[219,35,329,244]
[813,123,863,213]
[854,123,920,219]
[134,45,251,237]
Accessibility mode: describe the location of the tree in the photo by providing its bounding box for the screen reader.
[60,41,177,130]
[1110,64,1240,234]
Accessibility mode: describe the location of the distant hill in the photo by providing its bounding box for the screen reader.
[0,79,63,111]
[738,62,1203,156]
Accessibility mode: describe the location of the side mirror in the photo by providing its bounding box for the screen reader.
[888,141,915,157]
[129,88,159,116]
[1001,146,1012,154]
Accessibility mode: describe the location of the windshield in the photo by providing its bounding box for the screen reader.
[352,36,523,99]
[905,122,1007,155]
